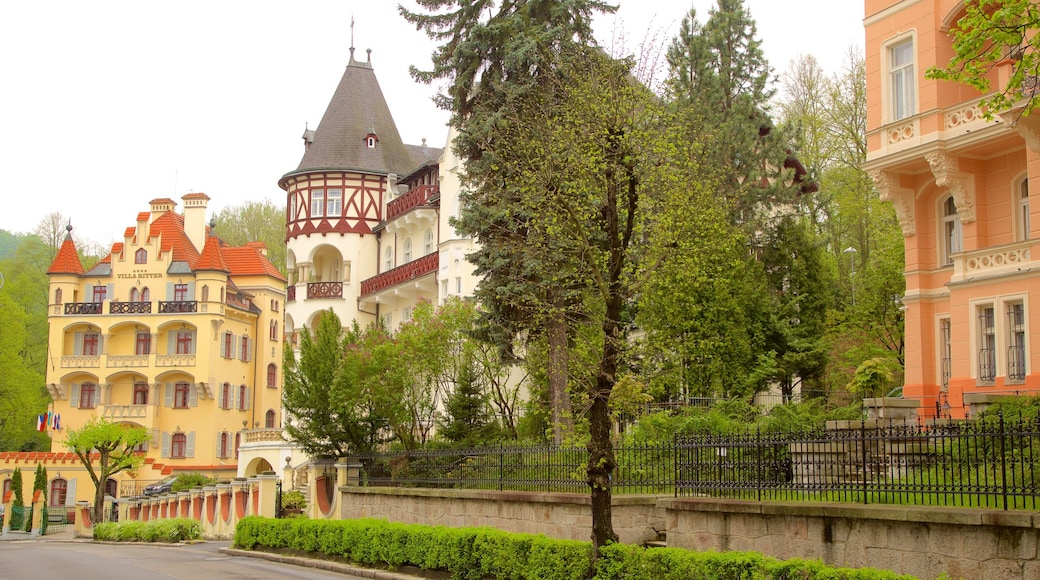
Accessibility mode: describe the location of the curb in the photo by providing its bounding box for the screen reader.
[220,547,419,580]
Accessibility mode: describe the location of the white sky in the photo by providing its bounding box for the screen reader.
[0,1,863,248]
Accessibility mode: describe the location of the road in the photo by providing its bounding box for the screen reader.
[0,539,374,580]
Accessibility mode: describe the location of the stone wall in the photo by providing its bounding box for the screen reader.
[340,487,1040,579]
[661,498,1040,580]
[340,486,665,545]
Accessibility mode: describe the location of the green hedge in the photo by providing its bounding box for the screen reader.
[233,517,915,580]
[93,518,202,543]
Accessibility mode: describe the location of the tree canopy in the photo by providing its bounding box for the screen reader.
[64,417,149,524]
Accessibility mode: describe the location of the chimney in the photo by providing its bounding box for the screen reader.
[181,193,210,252]
[149,198,177,223]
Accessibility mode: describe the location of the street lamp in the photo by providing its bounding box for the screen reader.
[843,247,858,306]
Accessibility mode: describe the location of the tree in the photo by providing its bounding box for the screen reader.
[926,0,1040,116]
[665,0,801,233]
[33,463,47,534]
[0,290,49,451]
[64,417,149,525]
[213,200,287,276]
[8,468,24,530]
[282,309,385,458]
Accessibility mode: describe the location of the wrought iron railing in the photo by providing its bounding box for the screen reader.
[109,301,152,314]
[64,302,102,315]
[348,414,1040,510]
[306,281,343,299]
[159,301,198,313]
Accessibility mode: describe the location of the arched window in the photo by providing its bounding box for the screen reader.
[2,478,10,499]
[424,229,434,254]
[201,285,209,302]
[49,478,68,507]
[171,433,187,458]
[55,288,62,305]
[403,238,412,262]
[234,433,241,459]
[267,363,277,388]
[135,248,148,264]
[221,382,232,410]
[130,287,139,302]
[265,409,276,428]
[384,246,393,271]
[141,287,150,303]
[941,196,962,267]
[218,432,230,458]
[1018,178,1030,241]
[238,384,248,410]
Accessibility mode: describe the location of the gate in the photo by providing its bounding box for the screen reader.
[45,507,68,534]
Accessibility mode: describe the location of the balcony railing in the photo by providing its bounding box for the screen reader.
[61,355,100,368]
[386,185,438,221]
[307,281,343,299]
[155,354,195,367]
[159,301,198,313]
[360,253,438,296]
[242,428,284,444]
[107,355,150,368]
[109,301,152,314]
[65,302,102,315]
[101,404,151,420]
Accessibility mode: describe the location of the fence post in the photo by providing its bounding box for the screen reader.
[999,411,1008,511]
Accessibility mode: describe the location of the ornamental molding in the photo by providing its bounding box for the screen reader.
[1000,112,1040,152]
[925,153,976,223]
[870,170,916,237]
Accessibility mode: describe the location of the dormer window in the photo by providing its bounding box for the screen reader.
[365,133,378,148]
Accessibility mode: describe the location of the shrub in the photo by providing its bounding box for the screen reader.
[93,518,201,543]
[280,490,307,511]
[172,473,216,493]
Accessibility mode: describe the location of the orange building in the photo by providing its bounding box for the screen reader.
[864,1,1040,417]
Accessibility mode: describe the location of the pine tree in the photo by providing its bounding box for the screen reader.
[439,351,496,446]
[9,468,24,530]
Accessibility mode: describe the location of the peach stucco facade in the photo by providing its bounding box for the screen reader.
[865,0,1040,417]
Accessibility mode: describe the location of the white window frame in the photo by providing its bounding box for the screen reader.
[1016,175,1030,241]
[326,188,342,217]
[424,229,434,254]
[311,189,325,218]
[940,195,962,267]
[1006,299,1027,383]
[403,238,412,263]
[888,36,916,122]
[937,316,952,390]
[384,246,393,272]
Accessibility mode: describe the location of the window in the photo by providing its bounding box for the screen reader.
[133,382,149,405]
[311,189,325,218]
[141,287,150,303]
[327,188,342,217]
[978,305,996,383]
[403,307,412,322]
[2,479,10,499]
[890,38,915,121]
[92,285,107,303]
[384,246,393,271]
[82,332,100,356]
[940,318,952,390]
[49,479,67,507]
[222,331,234,359]
[173,284,188,301]
[441,279,448,299]
[456,277,462,295]
[403,238,412,262]
[221,382,232,410]
[240,335,250,362]
[218,432,231,459]
[367,136,376,148]
[381,313,392,328]
[238,385,249,411]
[265,409,276,428]
[1007,302,1026,382]
[234,433,241,459]
[267,364,277,388]
[174,382,191,408]
[1019,178,1030,241]
[201,285,209,302]
[270,320,278,340]
[175,331,194,354]
[135,331,151,355]
[941,197,962,267]
[130,287,139,302]
[424,229,434,254]
[79,383,97,409]
[135,248,147,264]
[171,433,187,458]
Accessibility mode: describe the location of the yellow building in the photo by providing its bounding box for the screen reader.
[39,193,285,506]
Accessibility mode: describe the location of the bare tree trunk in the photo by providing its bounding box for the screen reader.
[547,307,573,444]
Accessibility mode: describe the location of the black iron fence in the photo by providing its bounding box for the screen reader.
[349,414,1040,510]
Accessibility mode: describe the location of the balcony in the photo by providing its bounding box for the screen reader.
[155,354,195,367]
[159,301,198,313]
[386,185,438,221]
[65,302,102,315]
[952,239,1033,283]
[107,355,150,368]
[101,404,153,421]
[110,301,152,314]
[61,355,100,368]
[287,285,296,302]
[306,281,343,299]
[241,428,284,444]
[360,253,438,296]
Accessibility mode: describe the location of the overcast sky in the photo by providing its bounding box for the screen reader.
[0,1,863,248]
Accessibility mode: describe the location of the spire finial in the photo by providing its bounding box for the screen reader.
[350,14,355,51]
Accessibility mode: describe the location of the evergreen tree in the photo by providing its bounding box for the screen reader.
[438,350,497,446]
[9,468,24,530]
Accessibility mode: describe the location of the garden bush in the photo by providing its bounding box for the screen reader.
[93,518,201,543]
[234,517,916,580]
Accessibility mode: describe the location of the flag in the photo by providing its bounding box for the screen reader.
[53,413,61,430]
[37,414,45,432]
